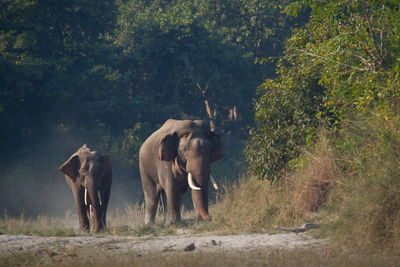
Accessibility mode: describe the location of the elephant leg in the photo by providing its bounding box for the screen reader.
[144,192,160,224]
[142,177,160,224]
[72,185,89,231]
[165,183,184,224]
[100,181,111,228]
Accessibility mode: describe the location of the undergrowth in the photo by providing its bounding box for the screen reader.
[210,133,335,234]
[2,112,399,254]
[327,113,400,252]
[211,111,400,252]
[0,211,78,237]
[0,203,197,237]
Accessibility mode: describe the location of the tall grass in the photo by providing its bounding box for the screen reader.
[2,113,400,254]
[0,203,198,236]
[327,114,400,251]
[210,112,400,252]
[209,133,336,233]
[107,203,196,235]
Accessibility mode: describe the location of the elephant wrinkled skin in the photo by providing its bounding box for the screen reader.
[59,144,112,232]
[139,119,223,224]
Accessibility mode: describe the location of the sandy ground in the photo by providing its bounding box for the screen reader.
[0,232,324,256]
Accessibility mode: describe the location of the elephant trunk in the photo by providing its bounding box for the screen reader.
[187,155,213,221]
[86,179,103,232]
[191,188,209,221]
[188,171,210,221]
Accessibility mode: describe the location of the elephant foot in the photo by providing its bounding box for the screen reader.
[144,214,156,225]
[166,214,182,225]
[80,225,90,232]
[91,227,106,234]
[195,214,211,222]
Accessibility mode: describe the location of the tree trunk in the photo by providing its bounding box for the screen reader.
[196,83,216,131]
[229,105,238,121]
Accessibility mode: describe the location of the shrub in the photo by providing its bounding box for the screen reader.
[213,132,336,232]
[328,113,400,251]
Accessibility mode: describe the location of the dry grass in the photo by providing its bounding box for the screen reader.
[326,115,400,252]
[2,246,399,267]
[2,114,400,256]
[209,177,285,233]
[209,133,336,234]
[0,203,198,237]
[107,203,146,234]
[281,133,339,219]
[0,211,78,236]
[210,113,400,253]
[107,202,199,235]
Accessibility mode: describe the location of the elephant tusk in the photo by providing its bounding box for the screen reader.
[98,190,102,206]
[188,173,201,191]
[210,174,218,190]
[84,188,88,206]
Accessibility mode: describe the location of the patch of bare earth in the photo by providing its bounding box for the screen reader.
[0,232,324,256]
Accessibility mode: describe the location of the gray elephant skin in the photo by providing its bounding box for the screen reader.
[139,119,223,224]
[59,144,112,232]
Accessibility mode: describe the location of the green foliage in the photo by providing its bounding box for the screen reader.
[296,0,400,115]
[115,0,298,134]
[1,0,298,173]
[0,0,303,215]
[247,0,400,181]
[0,0,118,162]
[246,48,325,181]
[215,112,400,251]
[120,122,151,166]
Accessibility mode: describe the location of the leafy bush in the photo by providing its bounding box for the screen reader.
[246,47,326,181]
[247,0,400,181]
[213,131,336,233]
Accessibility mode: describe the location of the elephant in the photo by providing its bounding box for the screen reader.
[139,119,223,224]
[59,144,112,232]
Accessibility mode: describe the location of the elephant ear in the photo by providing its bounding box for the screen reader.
[210,132,223,163]
[59,155,80,181]
[159,132,178,161]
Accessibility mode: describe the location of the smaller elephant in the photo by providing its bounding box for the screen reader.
[59,144,112,232]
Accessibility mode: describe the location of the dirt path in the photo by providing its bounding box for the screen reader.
[0,232,324,255]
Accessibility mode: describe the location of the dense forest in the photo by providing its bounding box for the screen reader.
[0,0,302,214]
[1,1,400,248]
[1,0,400,252]
[0,0,302,165]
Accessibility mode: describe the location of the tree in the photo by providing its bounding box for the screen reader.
[247,0,400,181]
[115,0,298,134]
[0,0,118,163]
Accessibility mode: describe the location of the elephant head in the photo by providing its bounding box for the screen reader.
[158,120,223,221]
[59,144,110,232]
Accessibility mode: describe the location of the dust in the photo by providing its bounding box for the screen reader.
[0,130,144,219]
[0,129,221,223]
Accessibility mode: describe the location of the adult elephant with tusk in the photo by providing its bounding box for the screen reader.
[139,119,223,224]
[59,144,112,232]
